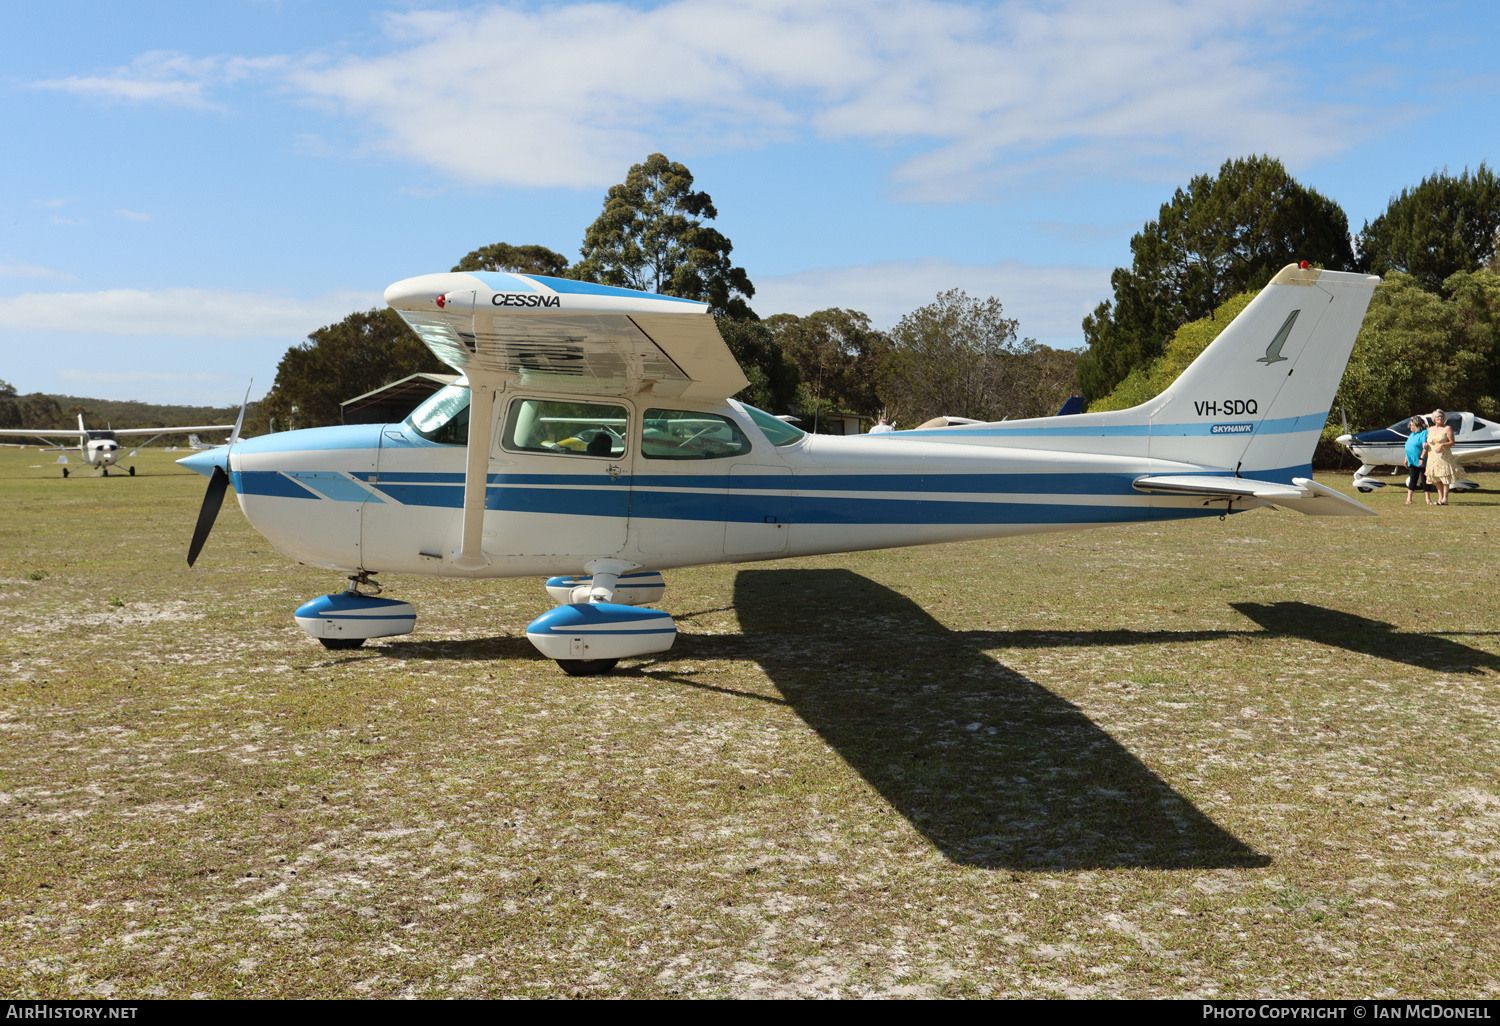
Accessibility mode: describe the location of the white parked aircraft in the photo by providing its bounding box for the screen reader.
[2,415,236,477]
[180,263,1381,675]
[1336,412,1500,492]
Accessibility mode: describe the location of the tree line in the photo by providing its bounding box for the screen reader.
[0,380,248,442]
[1081,156,1500,434]
[256,153,1499,437]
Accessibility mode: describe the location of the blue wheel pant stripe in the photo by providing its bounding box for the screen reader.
[529,628,677,636]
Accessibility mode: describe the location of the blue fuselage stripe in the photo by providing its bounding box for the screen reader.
[242,466,1314,526]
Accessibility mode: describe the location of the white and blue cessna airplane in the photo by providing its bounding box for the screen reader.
[1336,413,1500,492]
[180,263,1381,675]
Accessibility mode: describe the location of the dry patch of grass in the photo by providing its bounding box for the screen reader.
[1,449,1497,997]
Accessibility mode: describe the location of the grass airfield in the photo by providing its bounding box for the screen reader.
[1,445,1498,999]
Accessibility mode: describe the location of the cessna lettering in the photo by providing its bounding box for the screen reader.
[1195,399,1259,417]
[493,293,561,308]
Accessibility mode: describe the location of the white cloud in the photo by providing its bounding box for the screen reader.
[284,0,1359,196]
[0,263,72,280]
[752,258,1111,345]
[35,2,1365,198]
[115,209,152,222]
[32,51,284,111]
[0,288,382,338]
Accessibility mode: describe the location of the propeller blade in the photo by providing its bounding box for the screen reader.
[187,465,229,567]
[230,378,253,445]
[1340,406,1349,437]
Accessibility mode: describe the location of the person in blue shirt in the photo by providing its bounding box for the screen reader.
[1404,416,1431,505]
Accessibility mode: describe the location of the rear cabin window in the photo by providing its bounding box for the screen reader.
[503,399,628,458]
[741,403,806,447]
[642,410,752,460]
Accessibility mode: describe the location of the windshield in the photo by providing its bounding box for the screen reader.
[408,383,471,445]
[741,403,805,447]
[1388,413,1468,434]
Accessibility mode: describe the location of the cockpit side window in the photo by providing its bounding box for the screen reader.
[502,398,628,458]
[642,409,751,460]
[408,384,472,445]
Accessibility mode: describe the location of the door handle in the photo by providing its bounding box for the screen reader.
[607,464,621,481]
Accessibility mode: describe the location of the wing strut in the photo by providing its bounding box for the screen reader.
[452,378,498,570]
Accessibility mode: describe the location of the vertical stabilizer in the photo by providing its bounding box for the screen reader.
[1144,265,1380,481]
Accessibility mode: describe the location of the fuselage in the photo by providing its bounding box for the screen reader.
[84,432,119,467]
[184,386,1248,578]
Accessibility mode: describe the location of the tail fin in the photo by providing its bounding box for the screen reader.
[1143,265,1380,482]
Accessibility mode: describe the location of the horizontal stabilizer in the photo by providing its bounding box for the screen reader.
[1133,475,1375,516]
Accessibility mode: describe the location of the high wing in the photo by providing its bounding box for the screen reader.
[1132,475,1375,516]
[0,425,231,438]
[110,424,235,437]
[385,270,750,571]
[1454,444,1500,464]
[384,271,748,401]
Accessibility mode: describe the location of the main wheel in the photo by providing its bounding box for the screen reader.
[61,468,69,478]
[319,637,365,650]
[128,466,135,476]
[556,658,619,677]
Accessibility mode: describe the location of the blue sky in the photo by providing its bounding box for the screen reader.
[1,0,1495,405]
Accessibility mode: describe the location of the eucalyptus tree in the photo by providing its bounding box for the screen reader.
[1078,156,1354,400]
[572,153,756,320]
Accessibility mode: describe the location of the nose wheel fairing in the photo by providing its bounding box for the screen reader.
[293,574,415,649]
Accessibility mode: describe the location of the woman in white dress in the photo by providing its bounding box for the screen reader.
[1424,410,1464,505]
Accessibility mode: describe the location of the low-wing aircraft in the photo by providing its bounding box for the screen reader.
[180,263,1381,675]
[0,415,236,477]
[1336,412,1500,492]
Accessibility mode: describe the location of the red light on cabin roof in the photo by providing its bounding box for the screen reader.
[435,294,446,308]
[1299,261,1309,269]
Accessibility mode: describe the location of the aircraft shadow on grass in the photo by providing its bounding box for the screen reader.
[702,568,1270,872]
[353,585,1500,871]
[1230,601,1500,674]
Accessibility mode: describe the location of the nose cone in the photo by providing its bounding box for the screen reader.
[1335,434,1354,445]
[178,445,229,478]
